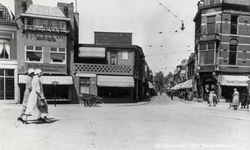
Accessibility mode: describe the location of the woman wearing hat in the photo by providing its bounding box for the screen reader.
[25,69,49,123]
[17,68,35,124]
[35,69,49,123]
[231,88,240,110]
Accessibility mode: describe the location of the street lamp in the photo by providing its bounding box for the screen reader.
[52,81,59,107]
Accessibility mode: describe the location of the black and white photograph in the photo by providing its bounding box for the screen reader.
[0,0,250,149]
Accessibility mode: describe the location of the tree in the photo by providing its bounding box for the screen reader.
[154,71,164,92]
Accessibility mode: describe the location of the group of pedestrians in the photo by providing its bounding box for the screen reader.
[230,88,249,110]
[204,89,218,107]
[205,87,249,110]
[17,68,49,124]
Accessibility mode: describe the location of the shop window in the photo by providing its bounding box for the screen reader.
[50,47,66,64]
[80,78,90,94]
[0,40,10,59]
[43,85,69,100]
[98,87,131,98]
[231,15,238,35]
[207,16,215,34]
[25,45,43,62]
[110,50,118,65]
[0,69,14,100]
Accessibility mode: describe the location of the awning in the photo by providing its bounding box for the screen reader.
[79,47,105,58]
[148,82,154,89]
[19,75,73,85]
[181,79,192,89]
[220,75,249,86]
[97,75,134,87]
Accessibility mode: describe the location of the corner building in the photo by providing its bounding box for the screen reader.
[15,0,77,103]
[74,32,147,103]
[194,0,250,102]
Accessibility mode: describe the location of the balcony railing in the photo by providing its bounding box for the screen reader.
[74,63,134,75]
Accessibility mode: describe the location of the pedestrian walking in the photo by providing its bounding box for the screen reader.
[24,69,49,123]
[240,90,248,109]
[230,88,240,110]
[35,69,49,123]
[17,68,35,124]
[171,91,173,100]
[204,88,209,104]
[212,91,217,106]
[208,90,216,107]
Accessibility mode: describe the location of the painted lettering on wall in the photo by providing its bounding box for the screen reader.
[226,80,246,85]
[200,66,215,70]
[36,35,56,42]
[26,63,66,73]
[23,33,66,42]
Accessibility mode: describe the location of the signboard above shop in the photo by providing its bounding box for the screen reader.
[25,63,66,74]
[219,75,249,86]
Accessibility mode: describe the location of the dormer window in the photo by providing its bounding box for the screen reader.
[27,18,33,25]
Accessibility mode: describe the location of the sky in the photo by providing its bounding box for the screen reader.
[2,0,199,76]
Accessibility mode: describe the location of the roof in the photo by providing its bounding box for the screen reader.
[20,5,70,21]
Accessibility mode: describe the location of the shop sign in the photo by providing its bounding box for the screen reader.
[200,65,215,71]
[36,35,56,42]
[26,63,66,73]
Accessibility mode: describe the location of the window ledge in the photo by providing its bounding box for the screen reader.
[230,35,239,38]
[228,66,238,68]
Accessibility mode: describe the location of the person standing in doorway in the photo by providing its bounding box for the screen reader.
[17,68,35,124]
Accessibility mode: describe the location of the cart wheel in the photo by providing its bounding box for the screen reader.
[84,101,88,107]
[234,106,237,110]
[89,98,96,107]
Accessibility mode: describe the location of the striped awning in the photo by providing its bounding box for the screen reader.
[181,79,192,89]
[97,75,134,87]
[19,75,73,85]
[79,47,105,58]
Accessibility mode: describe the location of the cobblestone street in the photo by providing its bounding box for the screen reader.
[1,94,250,150]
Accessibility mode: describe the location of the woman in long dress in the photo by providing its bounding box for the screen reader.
[17,68,35,124]
[232,88,240,107]
[24,70,43,122]
[208,91,214,106]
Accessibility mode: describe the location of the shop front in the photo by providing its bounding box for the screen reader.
[19,75,73,103]
[218,75,249,102]
[97,75,134,103]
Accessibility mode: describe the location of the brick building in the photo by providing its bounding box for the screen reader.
[73,32,148,103]
[15,0,78,104]
[194,0,250,102]
[0,3,17,103]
